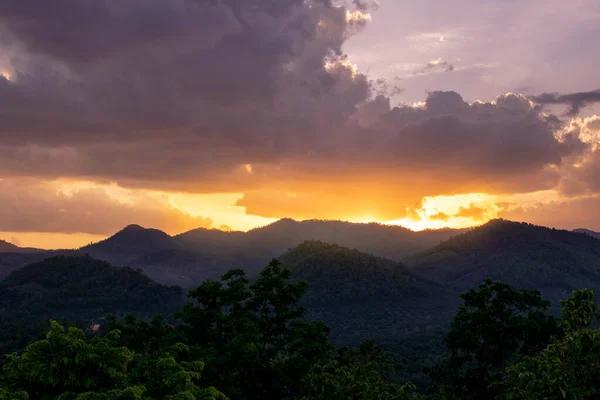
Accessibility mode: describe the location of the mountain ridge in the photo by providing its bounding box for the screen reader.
[0,255,183,357]
[406,219,600,303]
[573,228,600,240]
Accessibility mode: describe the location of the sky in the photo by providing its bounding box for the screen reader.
[1,0,600,249]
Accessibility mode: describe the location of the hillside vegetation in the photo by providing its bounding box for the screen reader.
[70,219,465,288]
[407,219,600,302]
[280,241,460,383]
[0,255,183,357]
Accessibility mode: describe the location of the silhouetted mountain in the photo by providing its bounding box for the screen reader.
[126,248,269,288]
[407,219,600,301]
[0,255,183,357]
[0,239,41,253]
[67,219,465,288]
[280,241,459,382]
[176,218,466,261]
[80,224,183,264]
[573,228,600,240]
[0,250,69,280]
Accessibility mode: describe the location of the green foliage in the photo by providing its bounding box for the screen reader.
[297,340,426,400]
[0,255,183,358]
[8,241,600,400]
[280,241,460,382]
[499,289,600,400]
[1,321,227,400]
[2,321,134,399]
[428,278,559,400]
[500,329,600,400]
[407,220,600,296]
[0,387,29,400]
[559,288,600,332]
[177,259,334,400]
[57,386,146,400]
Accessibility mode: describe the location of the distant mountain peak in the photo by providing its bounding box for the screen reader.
[0,239,41,253]
[121,224,146,232]
[81,224,180,261]
[407,219,600,289]
[0,239,20,251]
[573,228,600,240]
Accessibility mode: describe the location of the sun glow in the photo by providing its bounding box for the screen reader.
[381,191,564,231]
[0,70,12,81]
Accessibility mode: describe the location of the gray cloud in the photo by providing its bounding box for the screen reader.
[352,0,380,12]
[531,89,600,116]
[499,195,600,231]
[359,91,582,193]
[0,0,370,146]
[412,58,455,76]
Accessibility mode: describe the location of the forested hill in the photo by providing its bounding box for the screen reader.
[280,241,460,382]
[407,219,600,300]
[281,240,444,306]
[60,219,467,288]
[0,255,183,357]
[280,240,458,336]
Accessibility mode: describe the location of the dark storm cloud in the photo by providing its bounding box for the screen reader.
[0,0,231,65]
[0,0,369,146]
[235,91,586,220]
[354,91,582,194]
[0,0,597,223]
[531,89,600,116]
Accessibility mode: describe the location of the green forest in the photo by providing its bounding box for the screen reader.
[2,256,600,399]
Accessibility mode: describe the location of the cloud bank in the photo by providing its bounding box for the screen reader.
[0,0,599,232]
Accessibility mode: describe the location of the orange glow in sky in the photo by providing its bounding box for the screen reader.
[0,179,566,249]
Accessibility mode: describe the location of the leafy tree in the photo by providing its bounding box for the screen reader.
[500,289,600,400]
[558,288,600,332]
[2,320,134,399]
[0,387,28,400]
[297,340,426,400]
[102,314,185,354]
[428,278,559,399]
[1,321,226,400]
[177,259,333,400]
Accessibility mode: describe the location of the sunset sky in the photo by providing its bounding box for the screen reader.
[1,0,600,249]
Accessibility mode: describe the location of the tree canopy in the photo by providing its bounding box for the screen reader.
[2,254,600,399]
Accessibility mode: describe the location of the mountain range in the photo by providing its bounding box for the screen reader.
[72,219,469,287]
[0,239,40,253]
[2,218,600,382]
[2,219,600,292]
[407,221,600,304]
[0,255,183,356]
